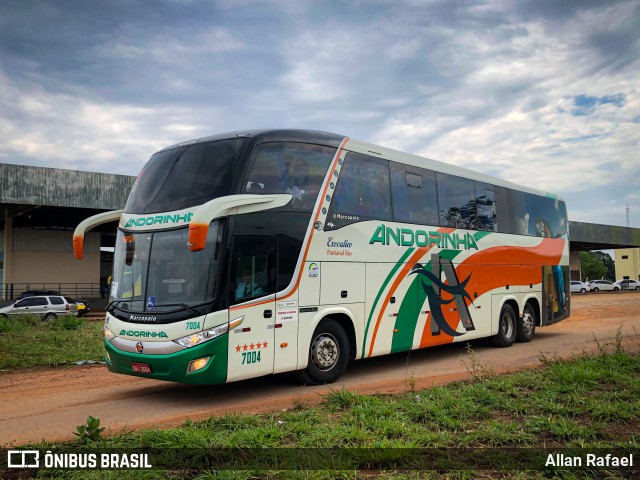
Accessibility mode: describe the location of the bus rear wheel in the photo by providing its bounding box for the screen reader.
[491,304,517,348]
[299,319,349,385]
[516,303,536,343]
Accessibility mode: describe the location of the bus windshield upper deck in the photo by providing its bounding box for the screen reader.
[125,137,337,215]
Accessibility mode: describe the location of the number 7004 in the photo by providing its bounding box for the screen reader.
[242,351,261,364]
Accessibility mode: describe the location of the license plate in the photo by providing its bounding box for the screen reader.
[131,362,152,374]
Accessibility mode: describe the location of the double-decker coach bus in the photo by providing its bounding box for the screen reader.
[74,129,569,385]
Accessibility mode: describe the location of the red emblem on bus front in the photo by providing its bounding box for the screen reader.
[136,342,144,353]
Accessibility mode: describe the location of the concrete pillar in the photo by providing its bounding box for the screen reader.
[3,207,12,299]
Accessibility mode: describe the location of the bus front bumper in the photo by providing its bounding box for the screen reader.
[104,334,229,385]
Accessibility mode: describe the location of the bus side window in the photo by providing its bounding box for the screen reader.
[436,173,476,229]
[327,152,392,229]
[230,235,277,305]
[390,163,438,226]
[475,182,496,231]
[245,148,284,193]
[244,143,335,210]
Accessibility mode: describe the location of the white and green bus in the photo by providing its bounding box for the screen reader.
[74,129,569,385]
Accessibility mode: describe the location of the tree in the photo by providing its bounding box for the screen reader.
[579,251,608,281]
[592,251,615,281]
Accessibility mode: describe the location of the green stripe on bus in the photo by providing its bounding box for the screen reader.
[360,247,415,359]
[473,231,491,242]
[390,249,460,353]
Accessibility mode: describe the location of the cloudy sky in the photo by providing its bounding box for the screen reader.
[0,0,638,227]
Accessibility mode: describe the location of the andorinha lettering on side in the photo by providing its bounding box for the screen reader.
[370,224,479,250]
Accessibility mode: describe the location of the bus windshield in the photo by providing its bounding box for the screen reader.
[110,223,222,312]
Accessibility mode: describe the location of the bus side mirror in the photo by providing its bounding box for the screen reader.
[125,238,135,266]
[73,210,123,260]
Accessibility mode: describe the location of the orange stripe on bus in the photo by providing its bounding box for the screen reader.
[417,238,565,348]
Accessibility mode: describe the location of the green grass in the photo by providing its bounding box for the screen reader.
[0,314,104,369]
[14,345,640,479]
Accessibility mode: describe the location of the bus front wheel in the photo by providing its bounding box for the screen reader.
[299,319,349,385]
[516,303,536,343]
[491,304,517,348]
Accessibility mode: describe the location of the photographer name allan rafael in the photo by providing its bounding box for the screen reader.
[546,453,633,467]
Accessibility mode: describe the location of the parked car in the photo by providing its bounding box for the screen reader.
[614,279,640,291]
[570,281,590,294]
[0,295,77,320]
[16,289,61,300]
[587,280,619,292]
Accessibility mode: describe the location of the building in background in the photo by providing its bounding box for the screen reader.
[615,248,640,281]
[0,163,134,299]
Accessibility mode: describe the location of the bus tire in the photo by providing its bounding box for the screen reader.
[516,303,536,343]
[299,319,349,385]
[491,304,517,348]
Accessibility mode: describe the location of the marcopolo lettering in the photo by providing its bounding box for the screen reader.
[124,212,193,228]
[369,224,478,250]
[119,329,168,338]
[130,314,157,322]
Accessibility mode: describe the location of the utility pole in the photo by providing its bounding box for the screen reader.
[626,204,630,227]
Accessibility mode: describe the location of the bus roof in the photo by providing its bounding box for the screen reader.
[157,129,345,153]
[157,129,564,203]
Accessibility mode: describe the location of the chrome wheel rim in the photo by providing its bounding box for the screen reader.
[311,333,339,371]
[502,311,514,338]
[521,310,535,336]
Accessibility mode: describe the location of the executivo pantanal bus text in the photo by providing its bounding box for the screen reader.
[74,129,569,385]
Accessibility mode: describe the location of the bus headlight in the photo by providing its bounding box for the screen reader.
[104,325,116,341]
[174,323,229,348]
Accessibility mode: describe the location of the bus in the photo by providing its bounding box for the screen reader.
[73,129,570,385]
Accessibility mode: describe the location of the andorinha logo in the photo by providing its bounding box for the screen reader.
[124,212,193,228]
[370,224,478,250]
[119,329,168,338]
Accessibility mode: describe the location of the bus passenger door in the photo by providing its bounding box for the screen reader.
[226,235,277,383]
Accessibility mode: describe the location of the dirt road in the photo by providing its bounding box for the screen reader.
[1,293,639,446]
